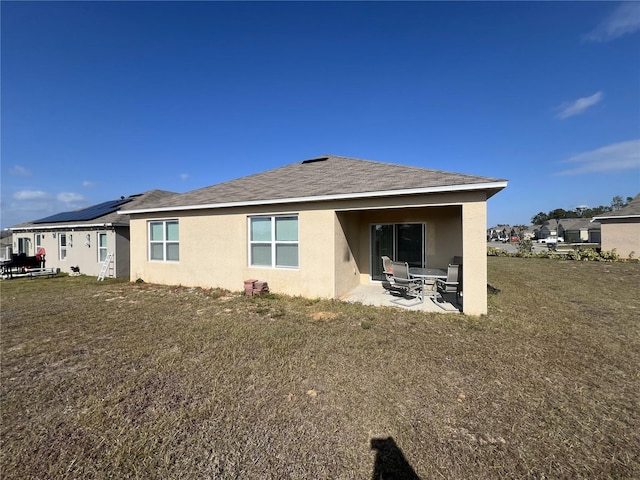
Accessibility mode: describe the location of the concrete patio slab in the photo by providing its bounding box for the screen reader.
[340,284,461,313]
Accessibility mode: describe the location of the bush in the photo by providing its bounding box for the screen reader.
[488,246,625,262]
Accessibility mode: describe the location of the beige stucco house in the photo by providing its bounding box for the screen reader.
[121,155,508,315]
[8,190,177,278]
[593,193,640,259]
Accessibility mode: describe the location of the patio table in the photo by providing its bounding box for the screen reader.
[408,267,447,299]
[408,267,447,279]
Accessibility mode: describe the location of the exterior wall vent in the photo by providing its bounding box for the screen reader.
[301,156,329,164]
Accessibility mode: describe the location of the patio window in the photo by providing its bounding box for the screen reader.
[249,215,298,268]
[149,220,179,262]
[98,233,108,262]
[59,234,67,260]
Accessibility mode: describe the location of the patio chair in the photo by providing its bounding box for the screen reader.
[434,264,462,305]
[381,256,394,278]
[381,256,400,294]
[389,261,424,304]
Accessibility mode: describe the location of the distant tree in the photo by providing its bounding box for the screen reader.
[530,195,631,225]
[531,212,548,225]
[575,206,588,217]
[514,225,533,252]
[611,196,628,210]
[582,205,611,218]
[548,208,578,220]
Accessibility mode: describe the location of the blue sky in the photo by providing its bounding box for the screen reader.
[2,1,639,229]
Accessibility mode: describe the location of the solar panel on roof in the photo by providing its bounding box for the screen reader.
[32,198,133,224]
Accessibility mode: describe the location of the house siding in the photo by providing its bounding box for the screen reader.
[115,227,130,278]
[10,228,123,277]
[129,190,489,315]
[462,200,488,316]
[600,220,640,258]
[130,206,339,297]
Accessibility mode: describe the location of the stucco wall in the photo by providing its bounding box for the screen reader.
[600,221,640,258]
[339,205,462,285]
[128,190,491,313]
[461,200,488,315]
[115,228,130,278]
[129,206,340,298]
[334,213,361,298]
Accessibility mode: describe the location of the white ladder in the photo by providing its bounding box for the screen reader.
[98,253,113,281]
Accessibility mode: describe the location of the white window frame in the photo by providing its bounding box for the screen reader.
[59,233,67,261]
[148,220,179,262]
[248,215,299,269]
[35,234,42,252]
[18,237,30,255]
[98,233,108,262]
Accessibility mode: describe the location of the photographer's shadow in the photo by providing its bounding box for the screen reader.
[370,436,421,480]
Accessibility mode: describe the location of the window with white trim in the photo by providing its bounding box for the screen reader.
[98,233,108,262]
[35,234,42,252]
[18,237,30,255]
[249,215,299,268]
[149,220,179,261]
[59,233,67,260]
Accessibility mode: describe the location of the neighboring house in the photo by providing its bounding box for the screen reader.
[519,225,536,241]
[120,155,507,315]
[533,219,560,240]
[8,190,177,278]
[592,193,640,258]
[487,225,511,241]
[0,230,12,260]
[558,218,601,244]
[487,224,529,241]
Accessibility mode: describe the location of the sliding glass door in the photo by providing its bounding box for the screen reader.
[370,223,425,281]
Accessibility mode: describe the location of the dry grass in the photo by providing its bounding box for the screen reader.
[1,257,639,479]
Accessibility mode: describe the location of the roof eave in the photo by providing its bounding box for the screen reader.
[592,214,640,221]
[8,222,120,231]
[119,181,509,215]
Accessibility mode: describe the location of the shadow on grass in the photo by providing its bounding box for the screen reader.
[371,437,421,480]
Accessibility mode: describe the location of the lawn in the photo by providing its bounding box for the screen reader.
[1,257,638,479]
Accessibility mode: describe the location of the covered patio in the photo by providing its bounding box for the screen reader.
[334,196,485,314]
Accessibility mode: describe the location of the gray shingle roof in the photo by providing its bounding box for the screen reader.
[560,218,600,230]
[9,190,178,230]
[125,155,507,212]
[593,193,640,220]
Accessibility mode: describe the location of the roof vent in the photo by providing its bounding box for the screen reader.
[301,156,329,164]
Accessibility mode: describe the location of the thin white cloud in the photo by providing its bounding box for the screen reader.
[180,173,189,181]
[57,192,86,206]
[584,2,640,42]
[82,181,95,187]
[13,190,48,200]
[556,139,640,176]
[10,165,32,176]
[555,91,603,119]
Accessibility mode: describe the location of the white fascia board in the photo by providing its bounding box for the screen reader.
[119,181,509,215]
[8,223,117,231]
[592,214,640,221]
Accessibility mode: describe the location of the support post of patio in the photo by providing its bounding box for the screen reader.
[462,201,488,315]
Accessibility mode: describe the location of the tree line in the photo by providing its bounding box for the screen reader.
[530,195,633,225]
